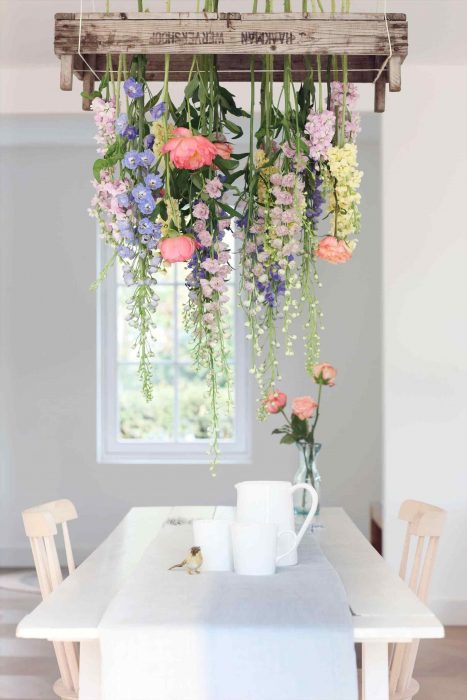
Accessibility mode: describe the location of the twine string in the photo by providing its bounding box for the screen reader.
[78,0,101,82]
[373,0,393,84]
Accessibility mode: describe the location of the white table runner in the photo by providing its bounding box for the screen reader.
[98,522,358,700]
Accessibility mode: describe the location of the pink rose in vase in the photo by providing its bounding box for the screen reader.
[264,391,287,414]
[291,396,318,420]
[312,363,337,386]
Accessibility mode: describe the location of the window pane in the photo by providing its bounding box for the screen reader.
[119,363,175,441]
[115,235,238,448]
[178,364,235,442]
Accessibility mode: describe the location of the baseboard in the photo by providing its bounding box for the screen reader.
[0,546,92,569]
[430,598,467,626]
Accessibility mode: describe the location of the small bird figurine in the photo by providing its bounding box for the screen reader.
[169,546,203,575]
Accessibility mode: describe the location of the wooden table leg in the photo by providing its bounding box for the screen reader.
[362,642,389,700]
[79,640,101,700]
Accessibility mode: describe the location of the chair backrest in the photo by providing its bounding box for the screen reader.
[397,499,446,603]
[22,498,78,580]
[22,499,79,696]
[389,500,446,698]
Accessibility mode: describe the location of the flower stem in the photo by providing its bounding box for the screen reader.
[279,407,292,428]
[310,383,322,443]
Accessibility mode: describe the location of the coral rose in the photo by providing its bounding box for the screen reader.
[214,142,233,160]
[316,236,352,264]
[159,235,196,263]
[161,128,218,170]
[313,363,337,386]
[264,391,287,414]
[292,396,318,420]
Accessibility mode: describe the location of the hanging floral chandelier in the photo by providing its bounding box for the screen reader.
[54,3,408,469]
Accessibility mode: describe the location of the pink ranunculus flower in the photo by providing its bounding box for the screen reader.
[313,363,337,386]
[161,127,218,170]
[316,236,352,264]
[292,396,318,420]
[264,391,287,414]
[159,235,196,263]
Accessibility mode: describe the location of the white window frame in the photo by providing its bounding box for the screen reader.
[97,240,252,464]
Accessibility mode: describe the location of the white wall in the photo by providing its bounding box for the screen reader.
[382,64,467,624]
[0,115,382,566]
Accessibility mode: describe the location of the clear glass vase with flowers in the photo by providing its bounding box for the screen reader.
[265,363,337,522]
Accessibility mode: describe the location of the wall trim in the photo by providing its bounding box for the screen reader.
[0,546,93,569]
[429,598,467,626]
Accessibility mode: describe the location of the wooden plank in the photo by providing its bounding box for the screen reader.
[374,73,386,112]
[82,55,96,111]
[54,14,408,57]
[388,55,402,92]
[55,12,407,22]
[16,507,172,641]
[60,54,73,90]
[70,53,389,84]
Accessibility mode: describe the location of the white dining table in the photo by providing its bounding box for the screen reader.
[16,506,444,700]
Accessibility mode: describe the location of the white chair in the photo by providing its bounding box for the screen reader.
[22,499,79,700]
[389,500,447,700]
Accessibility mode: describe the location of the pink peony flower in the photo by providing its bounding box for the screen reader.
[292,396,318,420]
[316,236,352,264]
[265,391,287,414]
[159,235,196,263]
[313,363,337,386]
[161,128,217,170]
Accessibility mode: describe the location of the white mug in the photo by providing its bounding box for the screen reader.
[235,480,319,566]
[230,522,296,576]
[193,519,233,572]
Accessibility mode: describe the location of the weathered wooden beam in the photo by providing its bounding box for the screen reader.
[388,55,401,92]
[55,11,408,21]
[70,52,392,84]
[374,74,386,113]
[60,54,73,90]
[82,56,96,111]
[54,12,408,58]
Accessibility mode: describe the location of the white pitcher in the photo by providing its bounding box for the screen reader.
[235,480,318,566]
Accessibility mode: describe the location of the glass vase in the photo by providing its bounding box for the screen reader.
[293,442,322,522]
